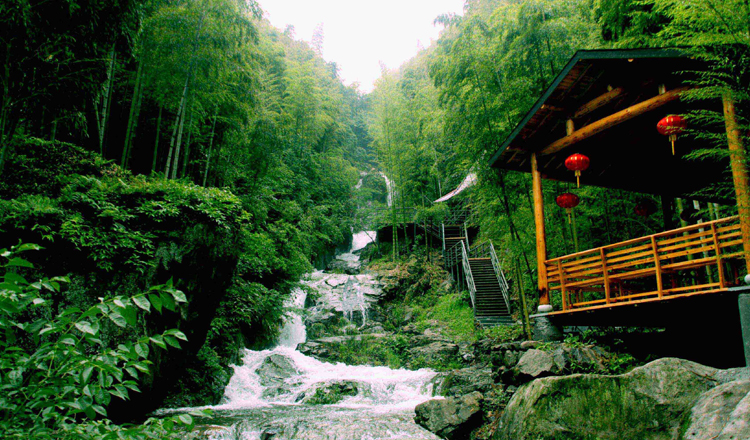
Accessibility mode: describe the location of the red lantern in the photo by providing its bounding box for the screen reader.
[634,199,657,217]
[564,153,590,188]
[657,115,687,155]
[556,193,580,224]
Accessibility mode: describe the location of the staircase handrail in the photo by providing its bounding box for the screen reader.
[469,241,491,258]
[460,241,477,311]
[489,241,511,313]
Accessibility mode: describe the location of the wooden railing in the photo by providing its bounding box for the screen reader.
[545,216,746,312]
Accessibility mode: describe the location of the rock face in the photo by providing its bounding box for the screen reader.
[433,367,495,397]
[498,358,746,440]
[683,378,750,440]
[414,392,484,440]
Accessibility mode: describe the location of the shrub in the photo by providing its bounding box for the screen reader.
[0,243,204,439]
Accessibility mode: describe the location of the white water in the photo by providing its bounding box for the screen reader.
[380,173,393,208]
[198,231,440,440]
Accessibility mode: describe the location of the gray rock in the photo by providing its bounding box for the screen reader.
[502,350,520,369]
[326,259,361,274]
[683,378,750,440]
[296,380,361,404]
[433,367,495,397]
[408,341,459,364]
[414,392,484,440]
[498,358,738,440]
[297,341,329,359]
[509,349,557,383]
[256,354,298,387]
[550,345,608,373]
[256,354,300,399]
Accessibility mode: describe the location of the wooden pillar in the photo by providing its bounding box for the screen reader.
[723,92,750,274]
[531,153,550,310]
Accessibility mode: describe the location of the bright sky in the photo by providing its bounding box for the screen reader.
[257,0,465,93]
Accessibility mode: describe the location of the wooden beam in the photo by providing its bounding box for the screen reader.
[723,92,750,274]
[573,86,626,119]
[540,87,691,156]
[531,153,549,308]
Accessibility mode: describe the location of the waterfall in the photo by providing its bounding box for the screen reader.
[187,231,440,440]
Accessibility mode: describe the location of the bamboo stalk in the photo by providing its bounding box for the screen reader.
[152,105,163,174]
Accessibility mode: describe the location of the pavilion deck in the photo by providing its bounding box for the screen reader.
[541,216,747,317]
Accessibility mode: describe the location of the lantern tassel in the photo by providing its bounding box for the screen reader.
[567,208,572,224]
[575,170,581,188]
[670,134,676,155]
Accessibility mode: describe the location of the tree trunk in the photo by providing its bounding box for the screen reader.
[122,61,144,168]
[171,97,189,180]
[152,105,163,174]
[202,113,217,187]
[99,45,117,156]
[164,82,188,178]
[180,107,194,178]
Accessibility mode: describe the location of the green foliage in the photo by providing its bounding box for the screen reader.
[479,324,525,343]
[0,243,203,439]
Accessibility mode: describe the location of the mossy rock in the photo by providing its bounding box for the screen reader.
[498,358,742,440]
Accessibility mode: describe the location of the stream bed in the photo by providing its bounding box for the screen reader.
[186,232,441,440]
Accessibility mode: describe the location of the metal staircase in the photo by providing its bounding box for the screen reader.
[429,212,514,328]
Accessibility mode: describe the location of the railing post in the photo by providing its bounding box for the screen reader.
[557,260,568,311]
[711,222,726,288]
[651,236,664,299]
[441,223,446,252]
[600,248,611,304]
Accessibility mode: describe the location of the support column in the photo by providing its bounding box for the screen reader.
[723,92,750,275]
[531,153,550,312]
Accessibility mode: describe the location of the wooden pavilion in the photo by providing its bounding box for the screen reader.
[489,48,750,362]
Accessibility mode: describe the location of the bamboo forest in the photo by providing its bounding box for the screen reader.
[2,0,750,439]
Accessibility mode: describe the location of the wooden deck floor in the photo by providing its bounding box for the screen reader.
[532,285,750,327]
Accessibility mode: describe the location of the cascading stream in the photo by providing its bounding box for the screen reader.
[193,231,440,440]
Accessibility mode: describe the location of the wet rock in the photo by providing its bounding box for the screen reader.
[256,354,300,399]
[408,341,459,365]
[433,367,495,397]
[256,355,298,387]
[498,358,746,440]
[296,380,361,404]
[298,341,330,359]
[414,392,484,440]
[683,378,750,440]
[304,308,340,327]
[261,428,280,440]
[327,259,361,274]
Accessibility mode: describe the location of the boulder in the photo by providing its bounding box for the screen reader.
[414,392,484,440]
[255,354,299,399]
[504,349,558,384]
[256,354,298,387]
[683,378,750,440]
[498,358,743,440]
[297,341,330,359]
[433,367,496,397]
[408,341,459,365]
[326,259,360,274]
[296,380,361,405]
[549,344,609,373]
